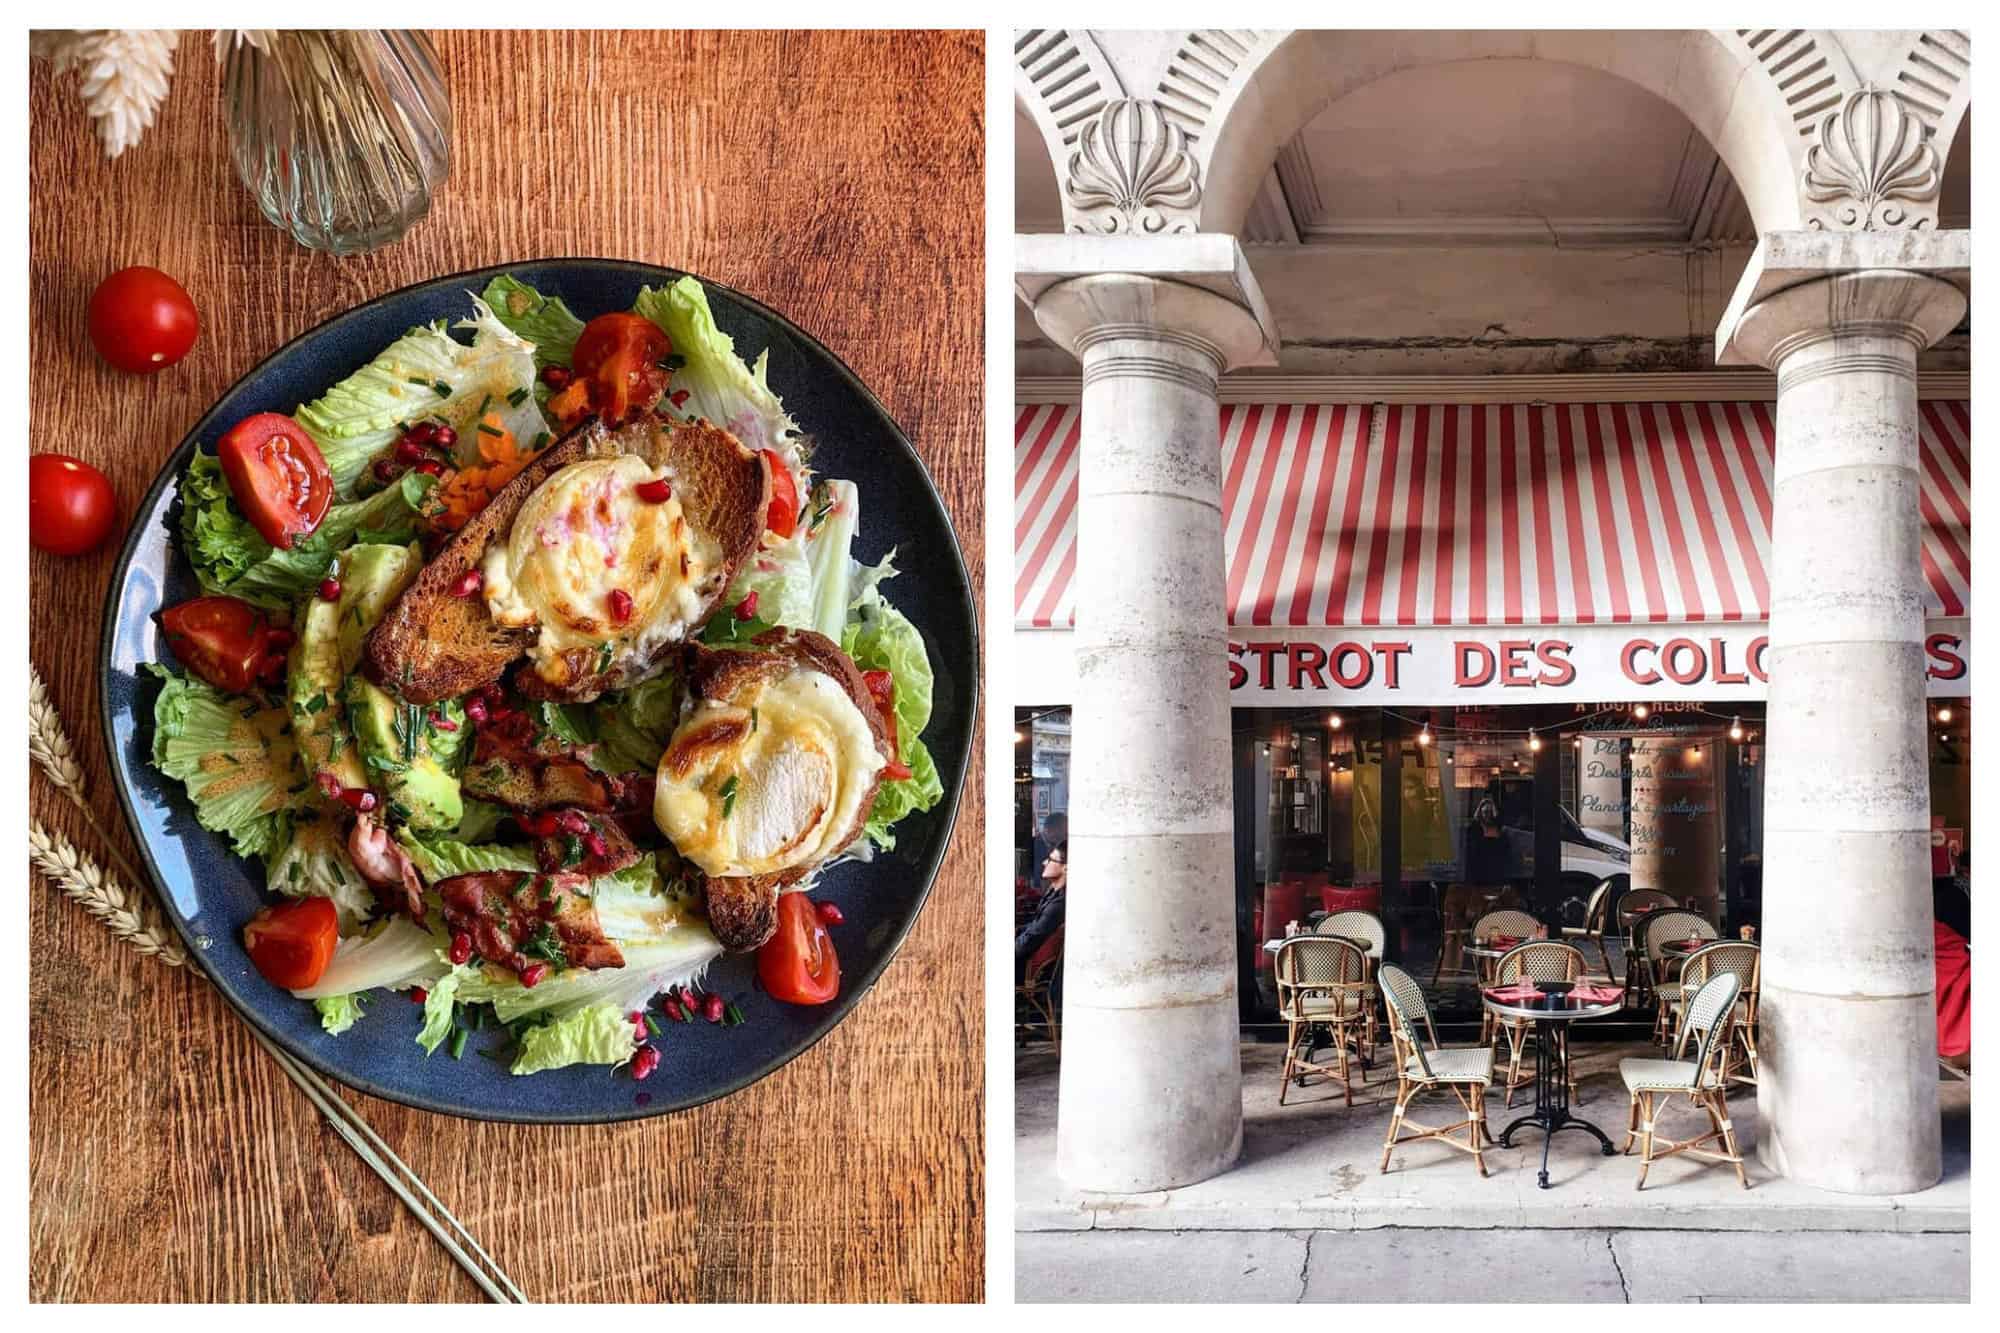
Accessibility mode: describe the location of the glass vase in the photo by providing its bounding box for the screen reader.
[222,30,452,256]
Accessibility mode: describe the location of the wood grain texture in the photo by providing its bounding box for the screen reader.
[28,30,985,1303]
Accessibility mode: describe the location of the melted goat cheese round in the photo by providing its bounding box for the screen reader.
[481,455,712,679]
[654,669,886,878]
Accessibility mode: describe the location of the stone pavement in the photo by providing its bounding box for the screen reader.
[1017,1042,1971,1234]
[1017,1227,1971,1302]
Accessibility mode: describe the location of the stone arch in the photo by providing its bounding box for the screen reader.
[1177,29,1833,238]
[1014,29,1125,163]
[1887,29,1972,164]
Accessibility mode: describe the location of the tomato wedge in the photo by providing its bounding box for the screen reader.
[572,312,670,425]
[860,668,913,781]
[756,892,840,1005]
[243,896,339,990]
[161,596,290,694]
[217,412,332,550]
[762,449,799,538]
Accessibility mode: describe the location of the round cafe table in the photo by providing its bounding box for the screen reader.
[1480,989,1623,1189]
[1659,937,1713,959]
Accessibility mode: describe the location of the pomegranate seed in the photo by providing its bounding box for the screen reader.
[664,998,685,1022]
[265,628,295,651]
[734,591,758,621]
[522,812,560,837]
[634,478,672,503]
[449,932,473,965]
[429,712,459,731]
[678,986,699,1011]
[464,697,489,724]
[336,786,378,813]
[432,424,458,449]
[669,389,691,408]
[451,569,482,597]
[316,770,342,799]
[816,901,845,926]
[405,421,439,445]
[413,459,446,477]
[631,1045,661,1080]
[520,963,549,988]
[373,458,399,481]
[607,588,634,624]
[395,437,429,464]
[582,831,609,860]
[702,993,725,1024]
[541,365,570,389]
[318,577,342,601]
[411,987,429,1005]
[558,809,591,835]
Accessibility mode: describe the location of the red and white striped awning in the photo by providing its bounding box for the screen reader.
[1014,400,1971,629]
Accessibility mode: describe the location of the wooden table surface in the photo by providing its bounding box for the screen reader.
[28,30,985,1303]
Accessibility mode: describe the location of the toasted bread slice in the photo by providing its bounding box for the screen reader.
[671,630,892,951]
[365,414,769,705]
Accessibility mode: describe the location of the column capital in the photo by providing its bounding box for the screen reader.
[1716,229,1969,370]
[1015,233,1280,370]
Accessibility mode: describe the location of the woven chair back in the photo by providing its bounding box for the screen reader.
[1315,910,1386,954]
[1276,937,1367,1024]
[1616,888,1677,927]
[1684,972,1742,1081]
[1472,909,1540,943]
[1496,941,1585,986]
[1681,941,1759,994]
[1644,911,1717,961]
[1377,964,1435,1079]
[1583,878,1616,930]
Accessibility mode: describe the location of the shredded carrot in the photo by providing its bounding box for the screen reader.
[426,412,531,531]
[547,379,590,426]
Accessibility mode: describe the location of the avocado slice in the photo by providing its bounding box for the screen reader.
[335,542,420,673]
[345,677,465,832]
[287,597,367,792]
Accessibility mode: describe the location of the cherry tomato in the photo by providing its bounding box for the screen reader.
[860,669,913,781]
[571,312,670,425]
[29,453,117,555]
[762,449,799,538]
[87,266,199,374]
[216,413,332,550]
[161,596,288,694]
[243,896,339,990]
[756,892,841,1005]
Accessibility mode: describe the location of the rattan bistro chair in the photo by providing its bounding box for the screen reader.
[1316,910,1387,962]
[1561,878,1618,981]
[1275,936,1374,1107]
[1618,972,1749,1190]
[1670,941,1761,1086]
[1377,964,1495,1176]
[1614,889,1679,999]
[1470,909,1542,1042]
[1644,911,1719,1043]
[1490,942,1588,1108]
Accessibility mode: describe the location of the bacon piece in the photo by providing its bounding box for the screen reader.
[435,870,625,975]
[532,810,642,878]
[349,812,426,922]
[462,719,619,812]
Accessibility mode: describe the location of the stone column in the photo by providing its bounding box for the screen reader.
[1019,235,1277,1192]
[1718,232,1968,1194]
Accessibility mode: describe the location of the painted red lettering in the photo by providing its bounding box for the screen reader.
[1287,642,1328,691]
[1374,641,1411,690]
[1710,637,1748,686]
[1926,633,1966,681]
[1227,646,1247,690]
[1498,640,1534,687]
[1748,636,1768,682]
[1536,639,1575,687]
[1456,642,1496,688]
[1661,637,1706,686]
[1329,643,1374,690]
[1622,639,1662,686]
[1246,642,1284,690]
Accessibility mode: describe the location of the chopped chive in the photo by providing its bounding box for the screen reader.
[644,1013,662,1037]
[724,1001,746,1026]
[476,393,492,419]
[406,375,430,387]
[663,353,687,371]
[750,707,759,733]
[719,774,740,819]
[432,380,452,397]
[477,422,503,437]
[506,386,529,407]
[533,431,551,449]
[450,1027,469,1059]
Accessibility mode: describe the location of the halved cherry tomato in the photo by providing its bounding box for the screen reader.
[161,596,289,694]
[243,896,339,990]
[571,312,670,426]
[216,412,332,550]
[860,668,913,781]
[762,449,799,538]
[757,892,841,1005]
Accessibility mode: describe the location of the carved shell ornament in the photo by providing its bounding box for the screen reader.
[1801,87,1942,230]
[1065,98,1202,235]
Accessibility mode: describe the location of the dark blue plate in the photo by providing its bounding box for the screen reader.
[100,260,976,1123]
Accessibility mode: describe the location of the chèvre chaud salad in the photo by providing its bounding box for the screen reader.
[147,273,942,1078]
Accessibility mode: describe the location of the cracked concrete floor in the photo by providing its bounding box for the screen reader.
[1017,1227,1971,1302]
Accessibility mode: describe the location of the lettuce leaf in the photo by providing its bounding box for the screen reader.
[633,278,801,461]
[417,963,476,1055]
[266,814,375,929]
[508,1002,639,1076]
[586,674,681,774]
[589,854,702,944]
[147,665,303,861]
[396,833,535,881]
[293,299,549,496]
[177,455,437,610]
[842,582,944,849]
[458,927,722,1024]
[480,274,586,370]
[315,994,367,1034]
[289,917,446,1000]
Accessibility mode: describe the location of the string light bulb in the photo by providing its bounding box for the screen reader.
[1013,729,1026,745]
[1728,715,1743,741]
[1417,715,1432,747]
[1573,734,1583,748]
[1689,744,1704,762]
[1937,705,1954,724]
[1632,702,1650,720]
[1528,731,1543,752]
[1328,713,1343,730]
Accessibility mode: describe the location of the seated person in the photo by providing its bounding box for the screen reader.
[1017,841,1067,986]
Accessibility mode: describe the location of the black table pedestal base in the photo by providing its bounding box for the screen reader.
[1495,1017,1618,1188]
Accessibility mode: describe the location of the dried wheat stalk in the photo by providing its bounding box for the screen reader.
[29,820,191,969]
